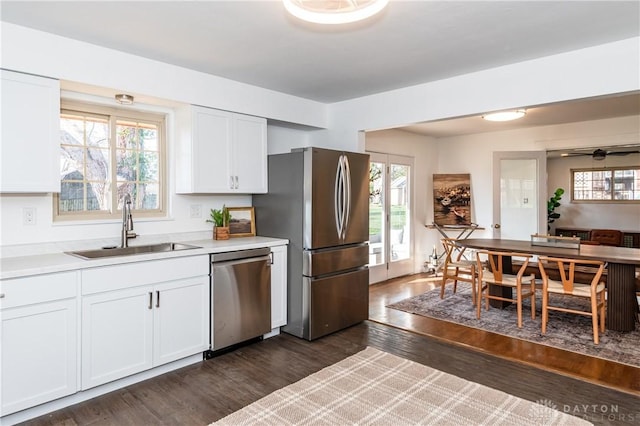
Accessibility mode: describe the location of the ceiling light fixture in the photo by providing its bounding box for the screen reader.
[115,94,134,105]
[482,109,526,122]
[282,0,389,25]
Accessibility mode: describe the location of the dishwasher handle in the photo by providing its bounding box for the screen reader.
[212,255,271,270]
[210,247,271,263]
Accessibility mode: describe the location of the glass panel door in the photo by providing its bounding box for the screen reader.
[390,163,410,262]
[492,151,546,240]
[368,152,414,284]
[368,159,385,269]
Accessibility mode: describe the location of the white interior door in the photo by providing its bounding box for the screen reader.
[368,152,414,284]
[492,151,547,240]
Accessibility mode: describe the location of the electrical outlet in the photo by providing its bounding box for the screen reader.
[190,204,202,219]
[23,207,36,225]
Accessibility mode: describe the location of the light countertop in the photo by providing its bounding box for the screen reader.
[1,236,288,280]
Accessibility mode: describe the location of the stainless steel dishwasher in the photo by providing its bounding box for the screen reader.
[210,247,271,351]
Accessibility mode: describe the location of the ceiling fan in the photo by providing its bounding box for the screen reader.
[563,148,640,160]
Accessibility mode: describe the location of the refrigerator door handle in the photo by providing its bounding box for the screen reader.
[334,156,343,239]
[342,154,351,239]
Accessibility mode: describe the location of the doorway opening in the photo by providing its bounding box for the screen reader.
[368,152,414,284]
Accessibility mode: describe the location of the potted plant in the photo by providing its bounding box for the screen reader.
[207,205,231,240]
[547,187,564,232]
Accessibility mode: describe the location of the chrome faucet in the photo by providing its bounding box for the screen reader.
[121,194,137,248]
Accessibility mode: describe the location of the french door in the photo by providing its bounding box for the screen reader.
[368,152,414,284]
[492,151,547,240]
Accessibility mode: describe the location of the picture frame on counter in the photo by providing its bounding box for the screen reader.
[227,207,256,237]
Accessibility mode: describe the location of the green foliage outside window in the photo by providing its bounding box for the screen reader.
[369,205,406,235]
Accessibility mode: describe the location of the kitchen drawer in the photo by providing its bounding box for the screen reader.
[0,271,78,309]
[82,255,209,295]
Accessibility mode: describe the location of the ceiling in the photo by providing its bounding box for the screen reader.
[401,92,640,138]
[2,1,640,136]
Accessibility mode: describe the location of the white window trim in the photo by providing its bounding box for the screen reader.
[54,99,168,222]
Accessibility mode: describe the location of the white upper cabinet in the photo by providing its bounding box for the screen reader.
[176,106,233,194]
[176,105,268,194]
[231,113,268,193]
[1,70,60,193]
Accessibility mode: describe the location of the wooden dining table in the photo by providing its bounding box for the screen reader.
[455,238,640,332]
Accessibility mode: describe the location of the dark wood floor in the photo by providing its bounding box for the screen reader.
[21,274,640,426]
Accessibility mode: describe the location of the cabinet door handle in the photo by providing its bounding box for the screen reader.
[156,290,160,308]
[229,175,234,189]
[234,175,239,189]
[0,293,5,299]
[148,292,153,309]
[269,251,274,265]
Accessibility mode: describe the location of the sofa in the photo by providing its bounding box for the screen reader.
[583,229,624,246]
[555,227,639,248]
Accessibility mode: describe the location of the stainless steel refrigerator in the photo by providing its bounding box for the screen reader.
[254,147,369,340]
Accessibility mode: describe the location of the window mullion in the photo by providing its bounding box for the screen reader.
[110,117,118,217]
[83,119,89,212]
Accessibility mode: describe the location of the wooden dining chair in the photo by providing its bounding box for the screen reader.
[538,256,606,344]
[440,238,476,305]
[475,250,536,328]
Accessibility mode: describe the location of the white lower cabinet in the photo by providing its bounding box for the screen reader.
[1,247,287,419]
[81,286,154,389]
[0,272,78,416]
[153,278,209,366]
[270,245,288,328]
[81,256,209,390]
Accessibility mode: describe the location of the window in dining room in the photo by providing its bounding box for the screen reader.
[571,167,640,202]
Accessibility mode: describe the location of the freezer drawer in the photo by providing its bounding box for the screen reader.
[306,267,369,340]
[303,244,368,277]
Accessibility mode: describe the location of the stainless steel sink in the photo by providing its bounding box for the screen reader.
[67,243,202,259]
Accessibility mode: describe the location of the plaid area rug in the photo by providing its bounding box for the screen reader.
[387,286,640,368]
[210,347,590,425]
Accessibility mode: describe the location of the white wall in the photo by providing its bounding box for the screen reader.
[329,37,640,149]
[0,23,328,129]
[266,124,313,155]
[365,129,437,272]
[548,152,640,232]
[0,193,251,246]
